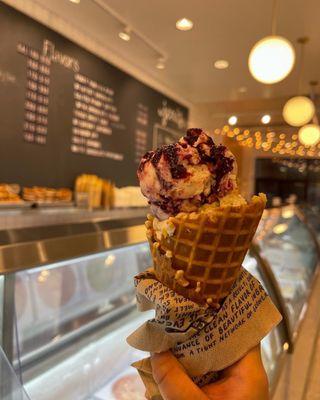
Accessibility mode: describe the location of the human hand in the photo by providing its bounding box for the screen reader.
[150,345,269,400]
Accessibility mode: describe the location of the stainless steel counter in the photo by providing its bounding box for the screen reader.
[0,214,147,274]
[0,207,148,230]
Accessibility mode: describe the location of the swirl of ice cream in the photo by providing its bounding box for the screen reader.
[137,128,238,219]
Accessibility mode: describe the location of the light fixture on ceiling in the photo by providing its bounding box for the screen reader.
[298,124,320,146]
[282,38,315,127]
[156,57,166,70]
[69,0,80,3]
[228,115,237,126]
[249,36,295,84]
[283,96,315,127]
[214,60,229,70]
[176,18,193,31]
[92,0,168,65]
[248,0,295,84]
[261,114,271,124]
[119,26,131,41]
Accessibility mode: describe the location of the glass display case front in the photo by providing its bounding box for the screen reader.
[15,245,287,400]
[11,241,152,400]
[1,205,318,399]
[0,347,30,400]
[243,252,286,390]
[299,203,320,243]
[255,206,319,339]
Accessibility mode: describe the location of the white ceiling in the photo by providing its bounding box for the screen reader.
[16,0,320,104]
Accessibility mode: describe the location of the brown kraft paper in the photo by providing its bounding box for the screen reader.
[127,267,282,399]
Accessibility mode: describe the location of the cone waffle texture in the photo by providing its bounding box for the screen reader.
[148,194,266,308]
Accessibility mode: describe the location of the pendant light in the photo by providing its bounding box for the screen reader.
[283,38,315,127]
[248,0,295,84]
[298,81,320,147]
[298,124,320,146]
[283,96,315,127]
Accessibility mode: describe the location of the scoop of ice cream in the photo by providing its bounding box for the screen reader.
[137,128,238,219]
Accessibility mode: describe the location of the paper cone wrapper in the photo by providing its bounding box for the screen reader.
[148,193,266,308]
[127,267,283,399]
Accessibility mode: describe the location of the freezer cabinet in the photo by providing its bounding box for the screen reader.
[254,205,319,342]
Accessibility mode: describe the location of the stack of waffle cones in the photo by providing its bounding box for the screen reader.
[146,193,266,308]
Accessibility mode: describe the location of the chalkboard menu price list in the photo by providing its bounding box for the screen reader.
[134,103,149,163]
[17,42,51,145]
[0,3,188,188]
[71,73,123,161]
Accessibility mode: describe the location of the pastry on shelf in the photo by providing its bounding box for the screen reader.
[0,183,23,203]
[22,186,72,203]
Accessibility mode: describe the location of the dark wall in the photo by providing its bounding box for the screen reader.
[255,158,320,206]
[0,3,188,188]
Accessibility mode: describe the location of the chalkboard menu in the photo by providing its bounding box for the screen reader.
[0,3,188,188]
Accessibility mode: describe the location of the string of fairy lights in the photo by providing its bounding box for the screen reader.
[215,125,320,157]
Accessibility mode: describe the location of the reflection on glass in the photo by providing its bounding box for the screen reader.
[282,209,294,219]
[15,275,27,319]
[299,204,320,241]
[37,269,50,283]
[272,223,288,235]
[257,208,317,332]
[0,347,30,400]
[261,328,282,386]
[243,253,265,290]
[13,242,152,367]
[243,253,283,386]
[36,267,76,308]
[105,254,115,267]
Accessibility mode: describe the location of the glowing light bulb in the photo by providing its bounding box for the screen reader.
[176,18,193,31]
[248,36,295,84]
[283,96,315,127]
[228,115,237,126]
[261,114,271,124]
[214,60,229,69]
[298,124,320,146]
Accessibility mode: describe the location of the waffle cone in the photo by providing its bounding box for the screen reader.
[147,193,266,308]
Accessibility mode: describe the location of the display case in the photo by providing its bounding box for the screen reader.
[299,203,320,244]
[0,206,318,399]
[254,205,319,342]
[0,347,30,400]
[0,217,151,400]
[243,250,288,393]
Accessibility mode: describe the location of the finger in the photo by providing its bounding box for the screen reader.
[151,351,208,400]
[223,344,266,380]
[202,345,269,400]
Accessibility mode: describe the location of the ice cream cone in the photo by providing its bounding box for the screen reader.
[147,193,266,308]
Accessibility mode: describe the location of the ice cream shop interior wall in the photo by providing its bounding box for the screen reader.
[1,0,320,204]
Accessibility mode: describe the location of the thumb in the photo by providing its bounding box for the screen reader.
[151,351,208,400]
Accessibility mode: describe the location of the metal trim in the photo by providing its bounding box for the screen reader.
[250,243,293,351]
[0,275,4,347]
[0,218,146,275]
[1,274,15,364]
[15,301,136,372]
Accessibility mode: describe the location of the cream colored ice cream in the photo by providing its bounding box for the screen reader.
[137,128,242,219]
